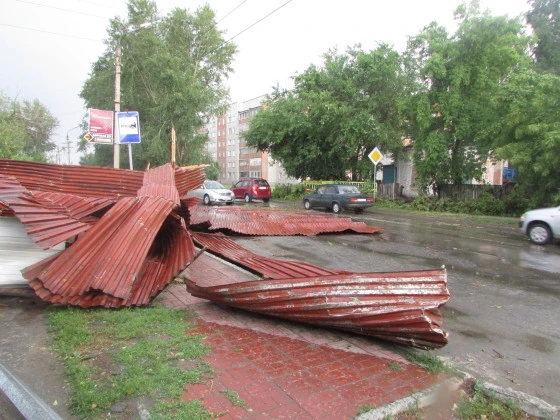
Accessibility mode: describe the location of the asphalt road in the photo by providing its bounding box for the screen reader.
[233,202,560,407]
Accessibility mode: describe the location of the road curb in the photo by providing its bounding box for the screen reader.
[355,371,559,420]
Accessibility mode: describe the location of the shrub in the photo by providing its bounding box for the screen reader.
[272,183,307,200]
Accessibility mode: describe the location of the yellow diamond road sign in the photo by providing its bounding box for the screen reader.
[368,147,383,165]
[84,132,93,142]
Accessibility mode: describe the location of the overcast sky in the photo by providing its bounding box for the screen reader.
[1,0,530,164]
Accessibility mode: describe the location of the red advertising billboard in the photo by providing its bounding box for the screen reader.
[86,108,114,144]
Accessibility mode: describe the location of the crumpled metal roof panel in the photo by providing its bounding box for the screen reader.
[185,260,450,349]
[138,164,180,205]
[0,159,143,198]
[174,165,206,197]
[0,161,207,308]
[191,231,348,279]
[0,174,109,249]
[189,206,382,236]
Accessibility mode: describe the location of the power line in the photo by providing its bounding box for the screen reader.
[15,0,113,20]
[216,0,249,25]
[222,0,294,45]
[0,22,102,42]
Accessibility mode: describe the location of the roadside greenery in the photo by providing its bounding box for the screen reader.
[456,382,525,420]
[271,183,526,218]
[244,0,560,208]
[0,90,58,162]
[47,305,212,419]
[79,0,235,169]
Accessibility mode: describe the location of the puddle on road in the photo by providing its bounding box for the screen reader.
[524,333,556,354]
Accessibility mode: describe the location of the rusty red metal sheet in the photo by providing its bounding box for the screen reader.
[184,251,449,349]
[0,159,144,199]
[0,174,111,249]
[191,231,349,279]
[138,164,180,205]
[189,206,383,236]
[1,158,450,348]
[1,160,205,308]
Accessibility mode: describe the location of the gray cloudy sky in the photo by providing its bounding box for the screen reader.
[1,0,530,164]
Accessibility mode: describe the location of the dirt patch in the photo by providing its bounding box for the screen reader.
[0,295,74,419]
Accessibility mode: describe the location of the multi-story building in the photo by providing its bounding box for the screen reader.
[203,95,297,185]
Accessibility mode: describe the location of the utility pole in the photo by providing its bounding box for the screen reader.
[66,125,80,165]
[113,41,122,169]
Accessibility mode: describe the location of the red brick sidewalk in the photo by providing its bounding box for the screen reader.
[159,283,445,419]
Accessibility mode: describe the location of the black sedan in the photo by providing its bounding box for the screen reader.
[303,184,374,214]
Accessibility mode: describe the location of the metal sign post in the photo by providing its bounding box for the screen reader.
[367,147,383,197]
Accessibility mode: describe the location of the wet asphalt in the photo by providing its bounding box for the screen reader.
[233,201,560,407]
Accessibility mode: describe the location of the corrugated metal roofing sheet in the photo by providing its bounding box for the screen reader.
[191,231,349,279]
[0,159,143,199]
[0,159,451,346]
[1,160,205,308]
[1,174,113,249]
[189,206,382,236]
[184,250,449,349]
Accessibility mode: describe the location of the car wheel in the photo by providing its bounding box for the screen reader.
[203,194,211,205]
[244,194,252,203]
[263,197,270,203]
[528,223,552,245]
[304,199,312,210]
[332,202,341,214]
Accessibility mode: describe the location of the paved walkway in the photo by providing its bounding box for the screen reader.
[159,283,446,419]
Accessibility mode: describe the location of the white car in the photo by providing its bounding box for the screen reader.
[519,206,560,245]
[186,180,234,205]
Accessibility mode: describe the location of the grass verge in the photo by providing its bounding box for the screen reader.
[47,305,213,419]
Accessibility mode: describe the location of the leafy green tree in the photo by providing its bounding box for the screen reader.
[404,3,531,193]
[244,45,409,180]
[527,0,560,75]
[0,91,58,161]
[491,69,560,206]
[80,0,235,168]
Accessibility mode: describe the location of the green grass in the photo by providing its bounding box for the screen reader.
[405,350,451,374]
[221,390,247,407]
[356,404,377,416]
[47,305,212,419]
[456,382,524,420]
[388,362,403,371]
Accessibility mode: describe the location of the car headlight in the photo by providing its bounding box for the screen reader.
[520,214,526,221]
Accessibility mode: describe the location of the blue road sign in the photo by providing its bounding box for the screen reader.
[117,111,141,144]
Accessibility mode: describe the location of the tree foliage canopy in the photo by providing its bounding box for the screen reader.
[244,45,409,180]
[404,4,531,191]
[0,91,59,161]
[80,0,235,168]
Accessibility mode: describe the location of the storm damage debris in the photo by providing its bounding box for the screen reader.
[0,159,450,348]
[0,159,203,308]
[189,205,382,236]
[187,233,450,349]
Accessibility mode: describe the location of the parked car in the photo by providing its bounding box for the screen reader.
[232,178,271,203]
[519,205,560,245]
[303,184,374,214]
[186,180,234,205]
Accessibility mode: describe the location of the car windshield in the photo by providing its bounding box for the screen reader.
[338,185,361,194]
[204,181,225,189]
[255,180,269,186]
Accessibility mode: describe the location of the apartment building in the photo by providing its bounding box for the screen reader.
[203,95,297,185]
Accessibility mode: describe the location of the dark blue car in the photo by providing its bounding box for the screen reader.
[303,184,374,214]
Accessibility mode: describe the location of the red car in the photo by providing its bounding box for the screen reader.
[232,178,271,203]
